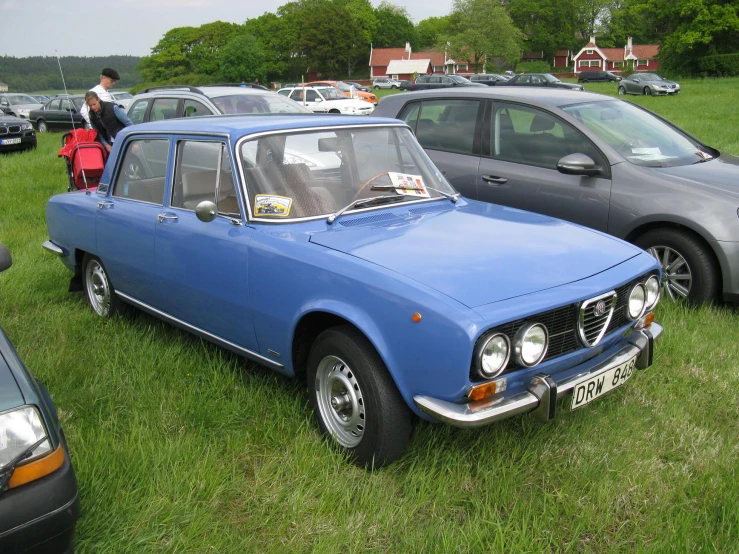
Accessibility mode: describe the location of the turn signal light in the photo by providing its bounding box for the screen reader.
[8,445,65,489]
[635,311,655,330]
[467,378,507,401]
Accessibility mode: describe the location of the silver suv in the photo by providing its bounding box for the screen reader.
[126,85,311,124]
[372,77,402,90]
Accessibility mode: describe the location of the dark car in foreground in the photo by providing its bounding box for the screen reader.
[42,114,662,468]
[578,70,622,83]
[500,73,584,90]
[411,74,486,91]
[0,114,36,153]
[29,96,86,133]
[373,88,739,304]
[619,73,680,96]
[0,244,80,553]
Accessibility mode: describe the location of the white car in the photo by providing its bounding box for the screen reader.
[110,92,134,109]
[277,86,374,115]
[372,77,402,89]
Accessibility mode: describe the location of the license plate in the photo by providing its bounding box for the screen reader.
[1,138,21,145]
[571,355,637,410]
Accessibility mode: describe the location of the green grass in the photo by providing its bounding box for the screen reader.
[1,79,739,552]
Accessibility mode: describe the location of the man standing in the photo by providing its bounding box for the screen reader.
[80,68,120,126]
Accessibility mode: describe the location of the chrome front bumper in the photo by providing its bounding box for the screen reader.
[414,323,663,428]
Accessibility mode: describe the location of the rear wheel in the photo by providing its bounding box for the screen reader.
[82,254,121,317]
[37,120,48,133]
[391,85,398,89]
[307,326,413,468]
[635,228,720,305]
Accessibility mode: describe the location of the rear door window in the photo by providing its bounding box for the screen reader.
[113,138,170,204]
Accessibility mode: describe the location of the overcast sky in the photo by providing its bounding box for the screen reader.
[0,0,453,58]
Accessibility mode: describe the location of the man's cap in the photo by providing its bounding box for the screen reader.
[102,68,120,81]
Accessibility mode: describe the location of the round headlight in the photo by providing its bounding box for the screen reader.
[478,333,510,378]
[628,283,647,319]
[514,323,548,367]
[644,276,660,309]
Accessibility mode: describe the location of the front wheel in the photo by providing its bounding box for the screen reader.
[307,326,413,468]
[618,86,626,95]
[82,254,121,317]
[635,228,719,305]
[37,120,48,133]
[643,87,652,96]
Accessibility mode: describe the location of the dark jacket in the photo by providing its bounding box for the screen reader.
[89,101,126,145]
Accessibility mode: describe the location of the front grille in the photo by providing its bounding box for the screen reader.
[0,126,7,135]
[0,125,21,135]
[578,291,617,347]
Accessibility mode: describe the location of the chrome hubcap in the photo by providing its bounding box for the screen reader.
[315,355,365,448]
[647,246,692,300]
[85,260,111,316]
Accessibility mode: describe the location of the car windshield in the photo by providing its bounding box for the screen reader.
[316,87,345,100]
[639,74,663,81]
[450,76,472,83]
[212,93,311,114]
[562,100,713,167]
[543,74,560,83]
[8,94,38,105]
[240,126,455,220]
[333,82,351,92]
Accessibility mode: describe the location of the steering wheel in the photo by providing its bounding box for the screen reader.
[352,171,390,201]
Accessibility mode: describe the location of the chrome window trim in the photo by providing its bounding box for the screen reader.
[234,122,446,224]
[578,290,617,347]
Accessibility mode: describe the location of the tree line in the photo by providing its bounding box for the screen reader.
[0,56,143,93]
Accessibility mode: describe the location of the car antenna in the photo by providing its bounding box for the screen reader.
[55,50,90,194]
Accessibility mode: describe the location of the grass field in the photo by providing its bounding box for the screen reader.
[1,79,738,553]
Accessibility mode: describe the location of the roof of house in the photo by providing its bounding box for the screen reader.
[369,48,447,67]
[575,41,660,61]
[600,48,625,61]
[554,50,570,57]
[386,59,431,74]
[632,45,660,59]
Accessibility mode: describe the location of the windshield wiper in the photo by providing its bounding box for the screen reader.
[327,195,409,224]
[370,184,460,202]
[0,437,47,495]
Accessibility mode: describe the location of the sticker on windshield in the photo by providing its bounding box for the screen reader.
[254,195,293,217]
[629,154,678,161]
[631,147,661,155]
[388,172,430,197]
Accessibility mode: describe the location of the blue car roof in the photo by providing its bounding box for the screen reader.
[120,114,405,139]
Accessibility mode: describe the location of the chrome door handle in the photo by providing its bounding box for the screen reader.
[482,175,508,185]
[157,213,179,223]
[97,201,114,210]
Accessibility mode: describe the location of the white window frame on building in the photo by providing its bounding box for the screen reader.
[433,65,444,72]
[637,59,649,66]
[586,49,593,55]
[579,60,602,68]
[612,61,624,68]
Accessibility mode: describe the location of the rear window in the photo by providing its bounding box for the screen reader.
[211,93,310,114]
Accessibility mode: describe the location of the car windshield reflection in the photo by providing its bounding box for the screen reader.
[563,100,713,167]
[240,126,455,220]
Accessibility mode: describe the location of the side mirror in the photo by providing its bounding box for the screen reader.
[314,98,322,103]
[0,243,12,273]
[195,200,218,223]
[557,153,603,177]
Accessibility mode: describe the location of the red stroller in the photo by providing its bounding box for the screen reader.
[58,129,108,191]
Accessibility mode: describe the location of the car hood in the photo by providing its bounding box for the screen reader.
[309,200,641,307]
[12,103,43,110]
[652,153,739,198]
[0,114,21,123]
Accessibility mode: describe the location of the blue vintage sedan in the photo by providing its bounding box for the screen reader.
[43,115,663,467]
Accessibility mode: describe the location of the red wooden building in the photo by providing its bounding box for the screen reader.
[572,37,660,74]
[369,44,472,81]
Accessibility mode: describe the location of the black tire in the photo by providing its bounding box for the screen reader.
[37,119,48,133]
[373,85,379,90]
[618,86,626,95]
[307,325,413,468]
[391,85,398,89]
[82,254,121,317]
[329,109,341,114]
[643,87,652,96]
[635,228,720,305]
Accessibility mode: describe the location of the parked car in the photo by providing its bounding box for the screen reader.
[302,81,378,105]
[43,113,663,468]
[345,81,372,93]
[127,85,311,124]
[0,113,36,153]
[110,92,134,109]
[29,95,51,104]
[29,95,87,133]
[372,77,402,90]
[373,87,739,304]
[398,80,412,91]
[578,70,622,83]
[0,243,80,553]
[499,73,584,91]
[618,73,680,96]
[0,94,43,120]
[470,73,509,86]
[277,86,374,115]
[411,74,486,91]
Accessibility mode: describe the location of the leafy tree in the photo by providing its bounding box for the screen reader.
[373,2,418,48]
[447,0,525,70]
[299,2,365,76]
[416,16,454,50]
[219,34,267,83]
[508,0,582,56]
